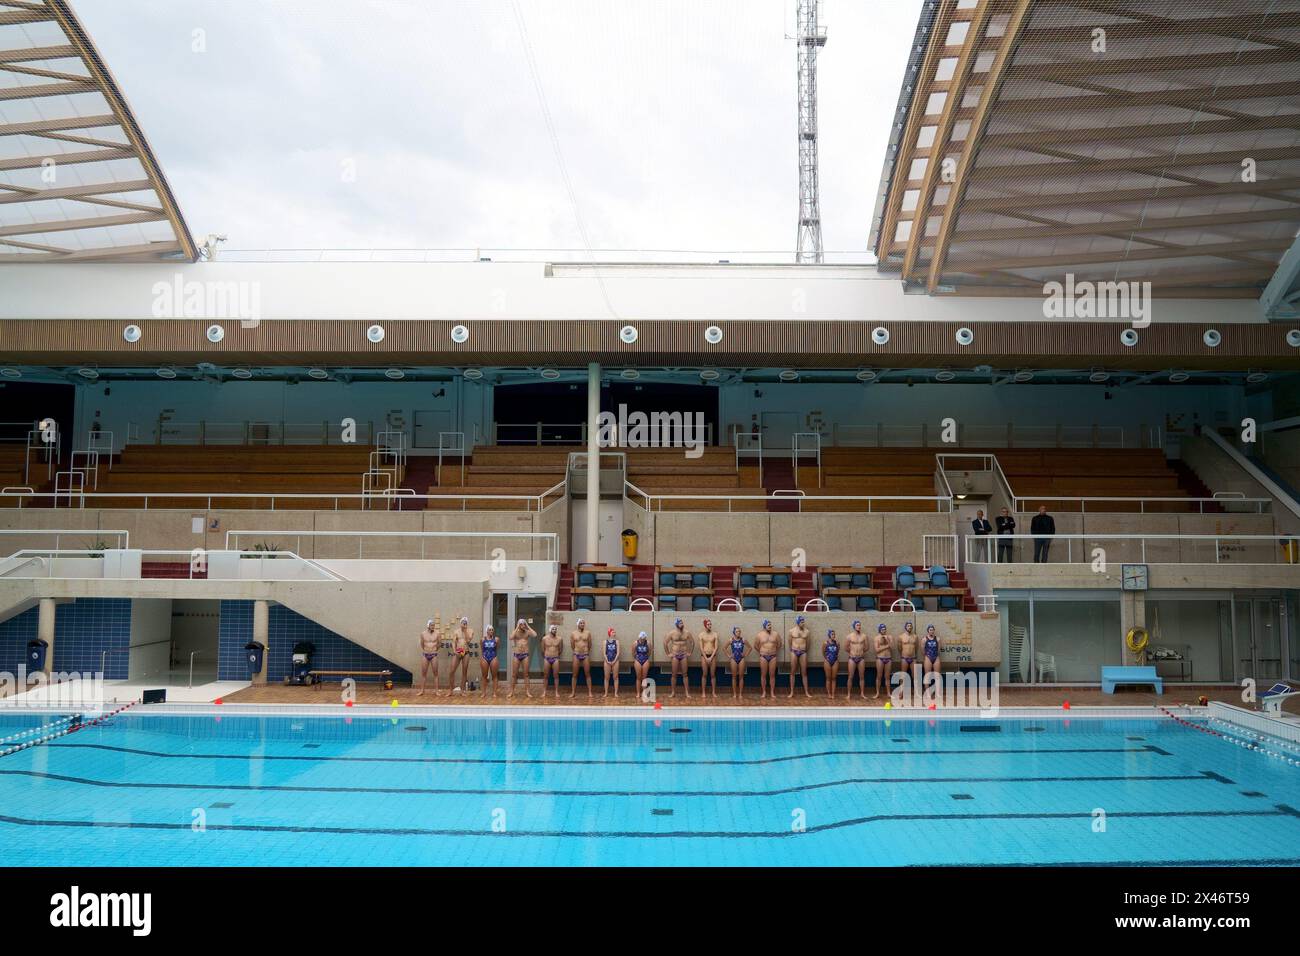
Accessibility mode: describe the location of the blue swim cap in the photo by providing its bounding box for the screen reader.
[732,626,741,636]
[852,620,861,629]
[762,619,771,629]
[826,629,835,638]
[675,618,683,628]
[796,615,805,625]
[878,623,887,632]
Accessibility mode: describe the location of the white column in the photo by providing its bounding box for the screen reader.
[252,599,269,684]
[37,597,56,675]
[587,362,600,563]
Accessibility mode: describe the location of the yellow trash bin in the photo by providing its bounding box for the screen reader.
[621,529,638,561]
[1282,538,1299,564]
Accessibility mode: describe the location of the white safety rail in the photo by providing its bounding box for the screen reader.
[224,529,560,563]
[623,481,951,513]
[1009,495,1272,514]
[24,424,57,486]
[491,421,717,446]
[922,533,959,571]
[0,528,129,556]
[735,431,763,484]
[831,423,1136,448]
[0,489,569,512]
[143,420,376,445]
[965,533,1300,566]
[86,429,115,463]
[437,431,466,485]
[791,432,821,487]
[0,548,344,582]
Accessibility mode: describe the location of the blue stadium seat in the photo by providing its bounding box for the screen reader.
[577,571,596,588]
[610,594,629,612]
[929,565,950,588]
[738,565,757,589]
[850,567,870,588]
[825,595,843,610]
[691,568,711,588]
[659,571,676,588]
[774,594,795,612]
[691,594,710,611]
[742,595,760,611]
[771,565,790,588]
[611,571,629,588]
[939,594,961,612]
[895,565,915,592]
[575,593,595,611]
[856,595,877,612]
[820,571,838,589]
[658,595,677,610]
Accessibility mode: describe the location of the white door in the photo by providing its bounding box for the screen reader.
[760,412,800,450]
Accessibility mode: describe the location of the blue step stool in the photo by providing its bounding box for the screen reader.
[1101,665,1163,695]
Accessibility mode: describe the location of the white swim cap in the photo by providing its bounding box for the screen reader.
[426,619,434,628]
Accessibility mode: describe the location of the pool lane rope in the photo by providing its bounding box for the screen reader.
[1162,706,1300,768]
[0,702,135,759]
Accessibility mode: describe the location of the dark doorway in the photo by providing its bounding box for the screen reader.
[493,381,719,446]
[0,381,76,463]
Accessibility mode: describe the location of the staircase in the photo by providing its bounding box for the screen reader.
[142,561,207,580]
[1168,458,1222,511]
[392,456,440,510]
[761,457,799,512]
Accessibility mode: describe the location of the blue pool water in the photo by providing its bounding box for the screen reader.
[1,711,1297,866]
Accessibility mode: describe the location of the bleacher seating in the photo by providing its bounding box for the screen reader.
[626,447,764,512]
[82,444,381,508]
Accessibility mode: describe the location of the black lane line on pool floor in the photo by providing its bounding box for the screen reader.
[43,741,1172,766]
[0,767,1217,799]
[0,806,1292,840]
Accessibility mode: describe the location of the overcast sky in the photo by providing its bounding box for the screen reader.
[76,0,921,258]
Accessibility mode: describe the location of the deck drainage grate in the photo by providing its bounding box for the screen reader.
[651,808,674,816]
[950,794,974,801]
[209,802,234,809]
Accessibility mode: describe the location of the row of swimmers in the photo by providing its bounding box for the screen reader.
[417,615,942,700]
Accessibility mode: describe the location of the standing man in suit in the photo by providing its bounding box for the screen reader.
[971,509,992,563]
[995,507,1016,563]
[1031,505,1056,563]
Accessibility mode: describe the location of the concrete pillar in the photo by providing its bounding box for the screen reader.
[586,362,600,564]
[252,599,269,684]
[37,597,55,676]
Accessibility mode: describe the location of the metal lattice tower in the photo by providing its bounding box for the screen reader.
[795,0,827,264]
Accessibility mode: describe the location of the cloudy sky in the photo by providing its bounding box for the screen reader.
[76,0,921,258]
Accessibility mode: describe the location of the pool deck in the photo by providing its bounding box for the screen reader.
[220,681,1300,715]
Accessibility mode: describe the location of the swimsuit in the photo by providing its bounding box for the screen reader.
[850,656,863,664]
[761,654,775,663]
[674,652,686,661]
[903,656,914,666]
[575,653,588,661]
[545,656,558,665]
[634,642,650,665]
[925,637,940,662]
[792,648,805,657]
[481,638,497,663]
[423,652,436,662]
[824,642,839,664]
[730,639,745,663]
[605,640,618,663]
[877,656,891,665]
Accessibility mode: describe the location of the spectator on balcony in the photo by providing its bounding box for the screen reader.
[971,509,992,563]
[1031,505,1056,563]
[995,507,1016,562]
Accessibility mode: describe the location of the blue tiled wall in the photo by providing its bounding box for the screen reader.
[0,599,131,679]
[218,600,410,684]
[0,604,39,674]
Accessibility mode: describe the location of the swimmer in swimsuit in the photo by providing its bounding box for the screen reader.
[539,624,565,700]
[601,627,621,698]
[447,616,474,693]
[569,618,594,699]
[479,625,500,697]
[922,624,941,678]
[822,629,841,700]
[899,620,919,681]
[662,618,693,699]
[698,619,720,699]
[632,631,653,697]
[417,619,440,697]
[506,618,536,699]
[726,627,749,700]
[753,619,782,700]
[845,620,869,701]
[873,623,892,700]
[787,615,812,699]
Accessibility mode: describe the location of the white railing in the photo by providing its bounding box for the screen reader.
[224,529,561,563]
[965,533,1299,566]
[437,431,466,486]
[86,429,115,461]
[922,533,959,571]
[142,420,377,445]
[830,423,1134,448]
[735,432,762,484]
[0,528,129,556]
[792,432,821,487]
[1009,495,1272,514]
[1201,428,1300,522]
[0,548,344,582]
[622,481,951,513]
[0,489,565,512]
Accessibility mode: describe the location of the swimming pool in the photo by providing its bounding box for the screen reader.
[1,708,1297,866]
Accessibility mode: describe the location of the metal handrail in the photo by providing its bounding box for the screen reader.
[1009,494,1272,514]
[965,532,1300,566]
[224,529,561,563]
[188,650,210,688]
[0,489,569,512]
[792,432,821,487]
[624,484,951,513]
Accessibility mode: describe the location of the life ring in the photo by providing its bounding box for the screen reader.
[1125,626,1149,653]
